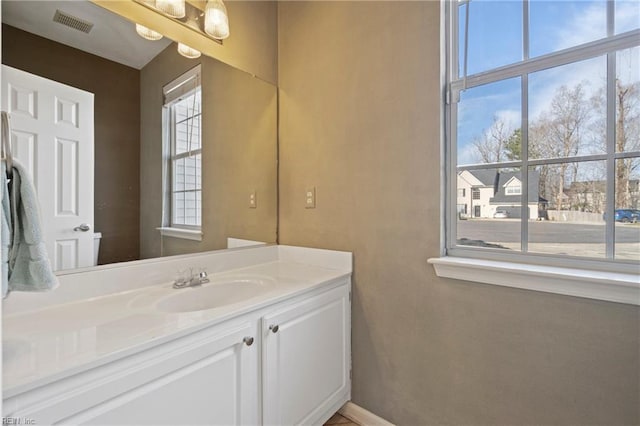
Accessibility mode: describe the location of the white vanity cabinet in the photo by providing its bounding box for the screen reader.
[4,319,261,426]
[4,278,351,426]
[72,323,260,426]
[262,285,351,426]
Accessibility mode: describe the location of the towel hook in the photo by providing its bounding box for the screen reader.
[1,111,13,179]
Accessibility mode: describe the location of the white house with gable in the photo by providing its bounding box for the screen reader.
[457,169,544,219]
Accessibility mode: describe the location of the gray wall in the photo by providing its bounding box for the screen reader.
[139,45,277,259]
[277,2,640,424]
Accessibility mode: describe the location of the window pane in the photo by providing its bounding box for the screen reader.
[458,0,522,77]
[616,0,640,34]
[173,192,185,225]
[175,116,201,154]
[457,167,522,251]
[191,115,202,150]
[173,91,202,155]
[616,47,640,153]
[175,116,188,154]
[169,87,202,228]
[184,154,201,191]
[529,0,607,58]
[615,158,640,260]
[457,78,521,166]
[529,160,607,258]
[183,191,201,226]
[196,190,202,226]
[174,91,201,119]
[173,158,185,192]
[529,56,606,159]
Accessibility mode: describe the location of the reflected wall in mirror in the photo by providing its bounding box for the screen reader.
[1,0,277,272]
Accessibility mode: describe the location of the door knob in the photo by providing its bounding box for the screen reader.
[269,324,279,333]
[73,223,91,232]
[243,337,254,346]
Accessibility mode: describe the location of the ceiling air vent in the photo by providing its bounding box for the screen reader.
[53,10,94,34]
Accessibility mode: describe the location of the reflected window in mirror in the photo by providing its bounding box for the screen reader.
[164,65,202,229]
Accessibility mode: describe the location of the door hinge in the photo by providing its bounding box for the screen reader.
[349,369,352,380]
[349,291,352,302]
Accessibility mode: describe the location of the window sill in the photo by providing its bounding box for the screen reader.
[157,227,203,241]
[427,257,639,305]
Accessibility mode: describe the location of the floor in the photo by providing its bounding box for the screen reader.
[324,413,359,426]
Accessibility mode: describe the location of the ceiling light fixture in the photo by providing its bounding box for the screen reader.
[177,43,201,59]
[204,0,230,40]
[135,24,163,41]
[156,0,186,18]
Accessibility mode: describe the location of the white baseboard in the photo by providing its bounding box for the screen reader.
[339,402,395,426]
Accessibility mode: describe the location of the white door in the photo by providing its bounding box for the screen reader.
[262,285,351,426]
[1,65,94,271]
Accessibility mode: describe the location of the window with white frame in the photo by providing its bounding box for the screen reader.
[504,178,522,196]
[164,66,202,229]
[446,0,639,272]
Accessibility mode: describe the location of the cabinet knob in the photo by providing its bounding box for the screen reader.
[269,324,279,333]
[243,336,254,346]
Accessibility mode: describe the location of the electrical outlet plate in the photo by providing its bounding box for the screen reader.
[249,190,257,208]
[305,187,316,208]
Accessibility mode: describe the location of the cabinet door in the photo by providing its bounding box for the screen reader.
[262,284,351,426]
[57,324,258,426]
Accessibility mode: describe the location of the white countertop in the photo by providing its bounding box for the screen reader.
[3,252,351,397]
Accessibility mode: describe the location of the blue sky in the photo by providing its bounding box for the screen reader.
[456,0,640,166]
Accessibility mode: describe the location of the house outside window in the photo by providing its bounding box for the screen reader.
[445,0,639,272]
[504,177,522,196]
[163,66,202,233]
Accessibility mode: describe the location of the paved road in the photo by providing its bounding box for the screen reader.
[458,219,640,243]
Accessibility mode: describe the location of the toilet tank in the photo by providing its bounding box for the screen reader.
[93,232,102,266]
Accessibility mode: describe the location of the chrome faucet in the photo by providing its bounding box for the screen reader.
[173,268,210,289]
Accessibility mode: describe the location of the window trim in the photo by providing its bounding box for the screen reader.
[163,65,203,231]
[156,226,203,241]
[434,0,640,304]
[429,257,640,306]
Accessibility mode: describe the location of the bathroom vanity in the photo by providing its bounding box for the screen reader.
[2,245,352,425]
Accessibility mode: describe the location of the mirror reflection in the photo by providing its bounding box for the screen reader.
[1,0,277,272]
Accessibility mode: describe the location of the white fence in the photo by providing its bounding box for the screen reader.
[546,210,604,224]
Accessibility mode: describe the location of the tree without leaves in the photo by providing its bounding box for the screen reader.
[591,79,640,208]
[470,80,639,212]
[472,116,515,163]
[529,83,591,211]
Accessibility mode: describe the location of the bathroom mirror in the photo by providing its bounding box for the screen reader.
[1,0,277,272]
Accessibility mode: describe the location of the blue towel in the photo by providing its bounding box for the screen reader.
[1,161,11,298]
[6,159,58,295]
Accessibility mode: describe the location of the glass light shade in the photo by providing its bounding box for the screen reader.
[156,0,186,18]
[135,24,163,41]
[204,0,230,40]
[177,43,201,59]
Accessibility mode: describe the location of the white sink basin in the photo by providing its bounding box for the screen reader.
[156,277,275,313]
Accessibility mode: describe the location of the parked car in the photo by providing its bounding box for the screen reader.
[493,210,508,219]
[603,209,640,223]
